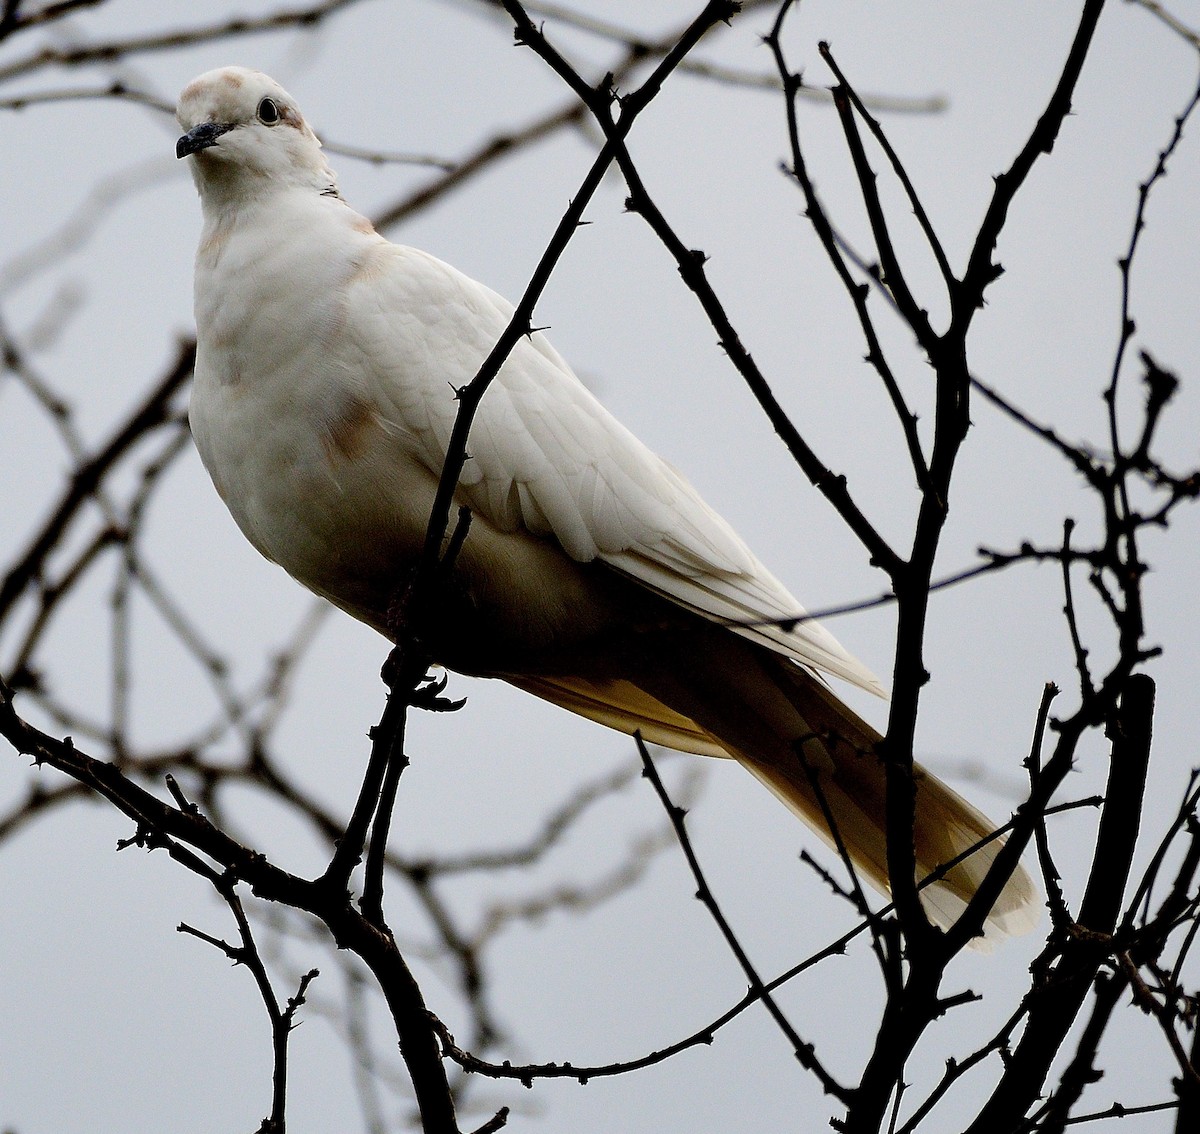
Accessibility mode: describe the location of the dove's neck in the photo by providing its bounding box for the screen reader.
[194,173,355,269]
[192,157,339,221]
[191,179,378,340]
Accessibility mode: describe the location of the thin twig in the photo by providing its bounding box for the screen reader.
[638,737,851,1102]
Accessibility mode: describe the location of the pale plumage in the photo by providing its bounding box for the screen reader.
[178,67,1037,941]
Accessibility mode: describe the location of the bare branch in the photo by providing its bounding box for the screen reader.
[638,737,851,1103]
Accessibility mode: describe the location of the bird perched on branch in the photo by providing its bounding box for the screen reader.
[177,66,1036,941]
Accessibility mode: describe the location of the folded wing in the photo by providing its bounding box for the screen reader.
[350,243,884,697]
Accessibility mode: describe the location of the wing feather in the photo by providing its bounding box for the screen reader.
[348,243,884,696]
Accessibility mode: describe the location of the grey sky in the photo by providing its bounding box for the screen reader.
[2,2,1198,1131]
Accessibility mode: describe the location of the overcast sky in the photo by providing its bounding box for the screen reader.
[2,2,1199,1132]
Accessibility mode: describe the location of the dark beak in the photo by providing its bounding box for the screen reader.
[176,121,235,159]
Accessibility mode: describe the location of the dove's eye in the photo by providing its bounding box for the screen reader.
[257,97,281,125]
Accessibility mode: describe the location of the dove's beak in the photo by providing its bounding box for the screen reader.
[176,121,235,159]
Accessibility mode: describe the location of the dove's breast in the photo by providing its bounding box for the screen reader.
[188,194,636,666]
[190,197,440,615]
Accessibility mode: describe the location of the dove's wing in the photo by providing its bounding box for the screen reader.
[346,242,883,697]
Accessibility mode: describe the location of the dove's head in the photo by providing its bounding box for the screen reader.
[176,68,337,199]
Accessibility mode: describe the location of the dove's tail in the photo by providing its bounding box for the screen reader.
[727,660,1040,941]
[512,630,1039,943]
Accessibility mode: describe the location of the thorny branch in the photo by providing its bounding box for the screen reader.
[177,849,321,1134]
[638,736,851,1102]
[0,3,756,1131]
[3,2,1200,1132]
[499,0,1200,1130]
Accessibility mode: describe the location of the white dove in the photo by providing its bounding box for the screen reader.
[177,67,1036,939]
